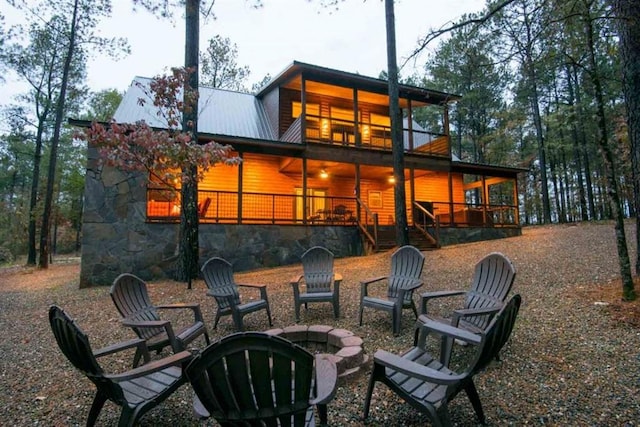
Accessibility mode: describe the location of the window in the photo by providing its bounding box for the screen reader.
[292,101,320,118]
[294,187,326,221]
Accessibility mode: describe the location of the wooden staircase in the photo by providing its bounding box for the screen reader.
[374,226,438,252]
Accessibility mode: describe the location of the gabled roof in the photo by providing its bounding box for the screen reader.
[113,77,275,140]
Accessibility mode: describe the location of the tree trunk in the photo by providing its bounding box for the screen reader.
[385,0,409,246]
[177,0,200,288]
[584,2,635,300]
[27,119,46,265]
[615,0,640,280]
[38,0,79,269]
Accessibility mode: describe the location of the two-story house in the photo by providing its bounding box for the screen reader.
[74,61,523,287]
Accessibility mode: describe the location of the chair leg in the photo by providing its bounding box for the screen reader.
[87,390,108,427]
[464,380,486,424]
[440,335,454,367]
[294,302,301,322]
[117,405,138,427]
[317,403,328,425]
[266,305,273,326]
[333,299,340,319]
[358,305,364,326]
[362,363,382,420]
[213,311,221,329]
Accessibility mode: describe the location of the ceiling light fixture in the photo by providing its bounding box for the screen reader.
[320,169,329,179]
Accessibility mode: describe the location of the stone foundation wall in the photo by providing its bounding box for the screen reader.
[80,151,363,287]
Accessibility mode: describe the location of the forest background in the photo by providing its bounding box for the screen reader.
[0,0,638,293]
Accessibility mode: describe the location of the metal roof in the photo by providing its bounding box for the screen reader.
[113,77,275,141]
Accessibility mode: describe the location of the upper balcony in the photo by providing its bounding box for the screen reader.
[260,62,460,159]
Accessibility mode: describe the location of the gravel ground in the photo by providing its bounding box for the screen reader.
[1,221,639,426]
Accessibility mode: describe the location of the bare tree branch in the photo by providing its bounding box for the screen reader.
[402,0,520,69]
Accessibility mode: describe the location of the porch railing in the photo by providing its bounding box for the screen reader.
[356,196,379,251]
[147,189,519,228]
[304,115,449,157]
[412,201,440,248]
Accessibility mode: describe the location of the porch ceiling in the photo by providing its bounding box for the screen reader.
[279,158,429,181]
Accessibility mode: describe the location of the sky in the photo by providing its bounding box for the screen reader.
[1,0,486,101]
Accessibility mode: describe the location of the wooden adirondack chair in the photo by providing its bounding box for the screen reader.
[201,257,273,331]
[359,245,425,335]
[49,305,192,427]
[363,294,522,427]
[185,331,338,426]
[418,252,516,366]
[290,246,342,322]
[111,273,210,367]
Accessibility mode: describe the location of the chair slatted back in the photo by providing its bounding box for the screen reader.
[469,294,521,376]
[201,257,242,310]
[387,245,425,303]
[301,246,335,293]
[111,273,162,340]
[186,332,315,426]
[464,253,516,330]
[49,306,124,402]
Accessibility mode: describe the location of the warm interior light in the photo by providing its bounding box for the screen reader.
[321,119,330,139]
[388,175,396,184]
[320,169,329,179]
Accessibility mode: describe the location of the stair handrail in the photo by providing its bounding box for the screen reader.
[412,201,440,248]
[356,197,378,252]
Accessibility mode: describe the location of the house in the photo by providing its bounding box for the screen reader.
[74,61,524,287]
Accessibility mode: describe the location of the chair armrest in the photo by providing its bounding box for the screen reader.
[108,350,192,382]
[121,318,170,329]
[238,283,269,301]
[418,316,483,346]
[157,303,205,323]
[451,305,502,327]
[237,283,267,289]
[93,338,147,359]
[360,276,388,298]
[334,273,343,284]
[361,275,387,286]
[420,290,466,314]
[311,355,338,405]
[373,349,464,385]
[121,318,178,349]
[289,274,304,286]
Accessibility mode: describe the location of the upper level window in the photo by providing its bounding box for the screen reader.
[292,101,320,119]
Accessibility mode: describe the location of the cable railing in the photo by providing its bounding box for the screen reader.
[146,189,518,228]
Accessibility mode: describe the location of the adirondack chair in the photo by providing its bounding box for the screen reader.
[201,256,273,331]
[111,273,210,367]
[363,294,522,427]
[418,252,516,366]
[358,245,425,335]
[49,305,192,427]
[290,246,342,322]
[184,331,338,426]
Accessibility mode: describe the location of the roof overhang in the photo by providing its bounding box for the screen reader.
[451,160,529,177]
[256,61,461,105]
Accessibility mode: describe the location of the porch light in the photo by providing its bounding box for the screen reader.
[320,169,329,179]
[388,175,395,184]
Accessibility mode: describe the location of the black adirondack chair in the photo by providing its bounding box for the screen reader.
[111,273,210,367]
[363,294,522,427]
[49,305,192,427]
[418,252,516,366]
[201,256,273,331]
[290,246,342,321]
[185,331,338,426]
[359,245,425,335]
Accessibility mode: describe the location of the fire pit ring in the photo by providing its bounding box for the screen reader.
[265,325,368,378]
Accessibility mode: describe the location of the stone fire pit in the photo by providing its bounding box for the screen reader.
[265,324,368,378]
